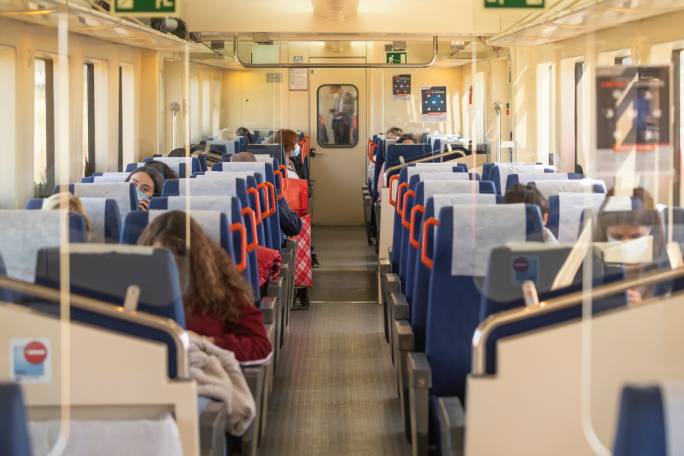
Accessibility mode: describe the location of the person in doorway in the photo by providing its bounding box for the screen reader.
[328,85,355,145]
[126,166,163,211]
[138,211,272,363]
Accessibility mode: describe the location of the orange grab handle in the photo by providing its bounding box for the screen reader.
[279,165,289,191]
[409,205,425,249]
[274,170,285,200]
[240,207,258,252]
[396,182,409,217]
[265,181,277,216]
[230,222,248,272]
[257,183,271,218]
[246,187,262,225]
[388,174,400,206]
[420,217,439,269]
[401,190,416,229]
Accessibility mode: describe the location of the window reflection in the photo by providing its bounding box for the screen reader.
[317,84,358,147]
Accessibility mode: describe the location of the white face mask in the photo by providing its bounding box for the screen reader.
[292,143,301,158]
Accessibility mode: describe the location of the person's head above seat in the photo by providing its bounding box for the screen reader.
[230,152,257,163]
[235,127,253,144]
[274,129,300,159]
[145,160,178,180]
[396,133,416,145]
[126,166,164,211]
[385,127,403,139]
[42,192,91,234]
[595,187,663,246]
[503,183,550,224]
[137,210,253,323]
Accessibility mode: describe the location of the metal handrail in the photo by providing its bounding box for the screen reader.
[233,35,439,69]
[384,147,468,178]
[471,265,684,376]
[0,275,189,378]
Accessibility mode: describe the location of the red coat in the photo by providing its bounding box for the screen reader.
[186,304,272,364]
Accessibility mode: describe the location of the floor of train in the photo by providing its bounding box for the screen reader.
[258,226,410,456]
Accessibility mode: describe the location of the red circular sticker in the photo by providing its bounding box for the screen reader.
[512,257,529,273]
[24,341,47,364]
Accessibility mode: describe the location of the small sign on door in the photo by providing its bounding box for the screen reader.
[10,338,52,383]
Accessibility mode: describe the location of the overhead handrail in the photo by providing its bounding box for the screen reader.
[384,148,468,182]
[233,35,439,69]
[471,265,684,376]
[0,275,189,378]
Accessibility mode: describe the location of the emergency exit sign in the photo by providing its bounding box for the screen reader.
[114,0,177,16]
[386,52,407,64]
[484,0,544,8]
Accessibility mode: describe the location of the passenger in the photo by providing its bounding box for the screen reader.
[385,127,403,139]
[594,187,665,304]
[503,183,558,244]
[168,148,185,157]
[42,192,92,236]
[126,166,163,211]
[274,129,305,179]
[138,211,272,363]
[396,133,416,145]
[236,127,254,144]
[145,160,178,180]
[230,151,258,162]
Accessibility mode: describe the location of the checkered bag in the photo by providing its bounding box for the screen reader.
[293,214,312,288]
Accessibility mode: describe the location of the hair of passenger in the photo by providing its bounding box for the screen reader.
[386,127,403,138]
[273,129,298,153]
[125,166,164,197]
[594,187,665,255]
[42,192,92,234]
[230,152,257,162]
[396,133,416,144]
[235,127,253,143]
[168,148,185,157]
[503,183,549,215]
[137,211,253,324]
[145,160,178,180]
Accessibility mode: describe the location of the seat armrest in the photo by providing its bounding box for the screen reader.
[240,366,265,456]
[393,319,414,352]
[436,397,466,456]
[390,291,409,321]
[267,276,284,296]
[198,398,228,456]
[260,296,276,325]
[408,352,432,389]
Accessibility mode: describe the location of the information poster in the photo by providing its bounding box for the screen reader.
[392,74,411,99]
[421,86,448,121]
[289,55,308,91]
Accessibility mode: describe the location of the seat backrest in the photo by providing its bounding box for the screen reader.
[125,162,146,172]
[69,182,137,226]
[0,211,87,282]
[425,204,543,401]
[548,192,606,242]
[505,172,579,190]
[143,156,200,178]
[532,179,606,198]
[247,144,284,164]
[385,144,432,180]
[490,164,550,195]
[0,383,31,456]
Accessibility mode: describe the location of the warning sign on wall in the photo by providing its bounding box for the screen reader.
[10,338,51,383]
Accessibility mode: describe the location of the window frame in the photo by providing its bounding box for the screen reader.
[34,57,55,198]
[83,62,96,177]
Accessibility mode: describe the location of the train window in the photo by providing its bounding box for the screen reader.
[473,72,486,147]
[317,84,358,147]
[536,62,553,164]
[190,76,200,143]
[33,58,54,198]
[83,63,95,177]
[202,78,211,137]
[615,55,633,65]
[119,64,135,170]
[212,78,221,134]
[574,61,585,170]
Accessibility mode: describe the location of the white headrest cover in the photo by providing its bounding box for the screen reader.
[557,193,606,243]
[72,183,134,225]
[450,204,527,276]
[149,210,223,246]
[165,196,233,217]
[0,210,64,282]
[220,162,267,176]
[602,195,632,212]
[415,163,461,169]
[496,164,548,194]
[254,155,275,164]
[517,173,569,185]
[78,197,109,243]
[663,382,684,456]
[177,177,238,197]
[198,171,256,180]
[66,243,155,255]
[418,172,468,181]
[93,175,128,183]
[423,180,480,201]
[432,193,497,217]
[532,179,600,198]
[101,172,130,178]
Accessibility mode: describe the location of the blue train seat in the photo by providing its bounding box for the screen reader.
[143,156,201,178]
[0,383,31,456]
[532,179,607,198]
[125,162,145,172]
[489,164,554,195]
[548,192,606,242]
[246,144,284,165]
[81,173,130,183]
[385,144,432,181]
[504,172,582,191]
[67,182,138,227]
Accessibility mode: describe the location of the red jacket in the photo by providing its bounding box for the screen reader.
[186,304,272,364]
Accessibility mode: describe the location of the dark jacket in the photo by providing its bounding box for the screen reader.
[278,199,302,237]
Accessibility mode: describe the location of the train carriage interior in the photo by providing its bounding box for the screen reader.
[2,0,684,455]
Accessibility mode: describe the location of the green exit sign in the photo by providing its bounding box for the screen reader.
[386,52,407,64]
[484,0,544,8]
[114,0,177,16]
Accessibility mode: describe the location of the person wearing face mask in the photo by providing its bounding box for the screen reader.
[594,187,666,304]
[137,211,272,363]
[126,166,163,211]
[274,129,306,179]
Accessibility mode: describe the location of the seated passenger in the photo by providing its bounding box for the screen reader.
[274,129,305,179]
[503,183,558,244]
[42,192,92,237]
[385,127,403,139]
[145,160,178,180]
[230,151,258,162]
[235,127,254,144]
[168,148,185,157]
[396,133,416,145]
[138,211,272,363]
[126,166,163,211]
[594,187,665,304]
